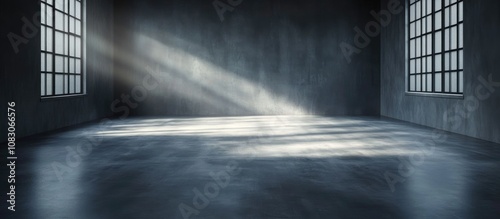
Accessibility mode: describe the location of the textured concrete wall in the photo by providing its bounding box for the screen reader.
[0,0,114,142]
[113,0,381,116]
[381,0,500,144]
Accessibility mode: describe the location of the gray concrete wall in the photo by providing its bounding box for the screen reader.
[113,0,381,116]
[0,0,114,142]
[381,0,500,144]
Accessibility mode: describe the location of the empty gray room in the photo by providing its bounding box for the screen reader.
[1,0,500,218]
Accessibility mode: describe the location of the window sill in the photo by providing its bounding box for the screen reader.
[405,92,464,99]
[41,94,87,102]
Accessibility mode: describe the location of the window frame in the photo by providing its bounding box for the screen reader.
[406,0,464,98]
[41,0,86,99]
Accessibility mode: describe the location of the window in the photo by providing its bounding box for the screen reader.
[41,0,84,97]
[408,0,463,94]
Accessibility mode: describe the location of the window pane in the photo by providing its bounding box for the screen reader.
[55,11,64,30]
[416,74,421,91]
[416,38,421,57]
[47,73,53,95]
[451,4,457,25]
[435,73,442,92]
[70,75,75,93]
[76,59,81,73]
[41,74,46,95]
[76,1,81,19]
[47,27,53,52]
[55,0,64,11]
[422,17,427,34]
[427,73,432,92]
[410,75,416,91]
[435,12,442,30]
[76,76,81,93]
[427,34,432,55]
[422,74,427,91]
[445,52,450,70]
[459,50,464,69]
[41,26,46,51]
[46,6,53,26]
[47,54,53,71]
[444,72,450,92]
[427,16,432,32]
[64,75,68,94]
[76,37,81,57]
[451,26,457,50]
[459,71,463,93]
[445,28,450,51]
[416,58,421,73]
[411,39,416,58]
[427,56,432,72]
[423,58,427,73]
[55,55,64,72]
[459,2,463,22]
[422,0,427,16]
[451,72,457,92]
[70,35,75,56]
[76,20,81,35]
[410,4,415,21]
[422,35,427,55]
[55,31,64,54]
[64,0,69,13]
[416,20,421,36]
[64,57,68,72]
[436,0,442,11]
[41,53,46,71]
[64,34,69,55]
[41,4,46,24]
[410,59,415,74]
[426,0,432,15]
[70,0,75,16]
[70,17,75,33]
[451,51,457,70]
[435,31,442,53]
[416,1,421,19]
[64,15,69,32]
[55,74,64,95]
[70,58,75,73]
[435,54,442,71]
[459,24,463,48]
[410,22,415,38]
[445,7,450,27]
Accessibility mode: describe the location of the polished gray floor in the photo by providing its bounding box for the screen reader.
[3,116,500,218]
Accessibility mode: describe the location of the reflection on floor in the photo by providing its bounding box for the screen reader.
[4,116,500,218]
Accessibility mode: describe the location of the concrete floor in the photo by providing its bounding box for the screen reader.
[3,116,500,218]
